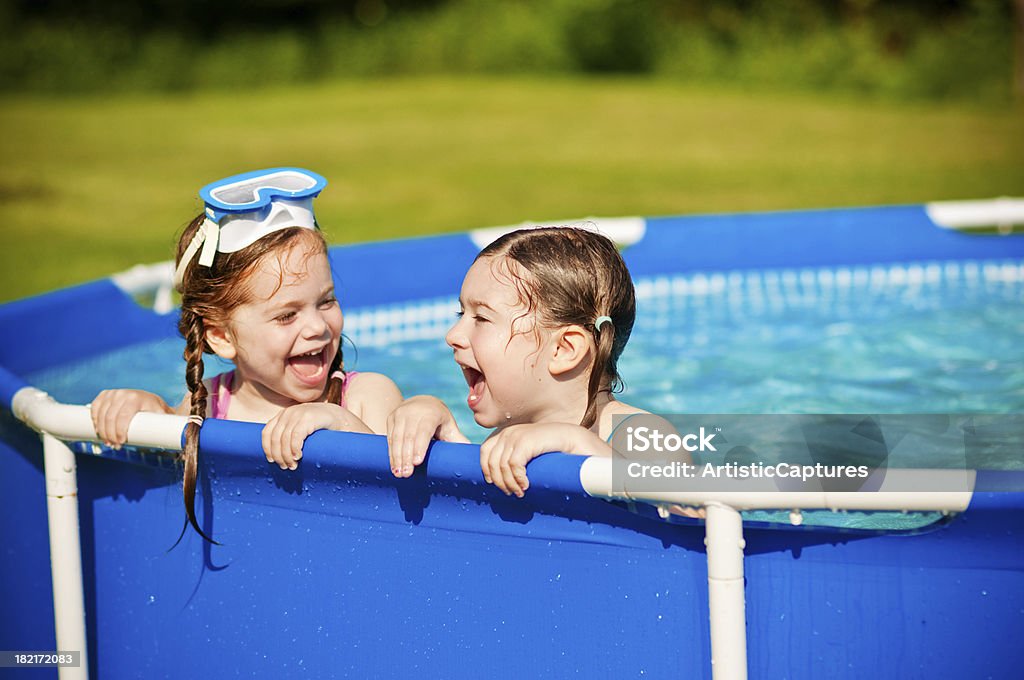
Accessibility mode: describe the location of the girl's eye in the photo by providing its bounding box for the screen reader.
[275,311,296,323]
[319,296,338,309]
[455,309,487,323]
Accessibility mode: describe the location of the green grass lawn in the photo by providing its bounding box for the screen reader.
[1,76,1022,302]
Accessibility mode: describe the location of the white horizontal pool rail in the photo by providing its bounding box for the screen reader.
[109,261,176,314]
[13,387,188,450]
[926,197,1024,230]
[13,387,978,515]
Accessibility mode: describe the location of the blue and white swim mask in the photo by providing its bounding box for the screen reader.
[174,167,327,289]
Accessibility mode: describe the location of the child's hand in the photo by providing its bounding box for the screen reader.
[90,389,173,448]
[480,423,607,498]
[669,505,707,520]
[386,395,469,478]
[262,403,371,471]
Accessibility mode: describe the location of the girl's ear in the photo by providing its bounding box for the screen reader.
[205,324,237,361]
[548,325,592,377]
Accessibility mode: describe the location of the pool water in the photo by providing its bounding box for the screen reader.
[625,261,1024,416]
[31,258,1024,443]
[27,258,1024,530]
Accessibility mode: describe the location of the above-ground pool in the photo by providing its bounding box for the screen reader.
[2,201,1023,679]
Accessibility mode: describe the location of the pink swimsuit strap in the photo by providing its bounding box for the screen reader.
[209,369,358,420]
[210,370,234,420]
[339,370,359,409]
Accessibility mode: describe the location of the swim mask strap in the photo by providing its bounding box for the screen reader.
[198,218,220,267]
[173,217,221,291]
[594,315,613,332]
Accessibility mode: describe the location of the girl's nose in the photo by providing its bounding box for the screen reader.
[303,310,329,339]
[445,318,468,349]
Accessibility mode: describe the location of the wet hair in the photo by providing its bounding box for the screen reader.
[175,215,343,542]
[477,227,636,429]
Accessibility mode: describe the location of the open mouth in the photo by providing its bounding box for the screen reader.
[288,345,330,385]
[460,364,486,408]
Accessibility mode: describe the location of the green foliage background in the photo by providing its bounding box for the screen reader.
[1,0,1017,103]
[0,1,1021,301]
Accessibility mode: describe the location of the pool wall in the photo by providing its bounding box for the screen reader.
[2,204,1023,679]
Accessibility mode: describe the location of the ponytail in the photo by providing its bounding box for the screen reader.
[581,320,617,429]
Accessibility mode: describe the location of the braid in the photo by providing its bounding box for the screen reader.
[179,308,217,544]
[323,344,346,405]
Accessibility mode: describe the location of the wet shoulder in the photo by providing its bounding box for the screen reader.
[596,400,649,441]
[345,371,401,399]
[343,371,403,433]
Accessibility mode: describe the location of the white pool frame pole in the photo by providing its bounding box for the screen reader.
[41,433,89,680]
[705,503,747,680]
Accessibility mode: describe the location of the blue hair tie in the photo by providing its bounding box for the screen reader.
[594,316,613,332]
